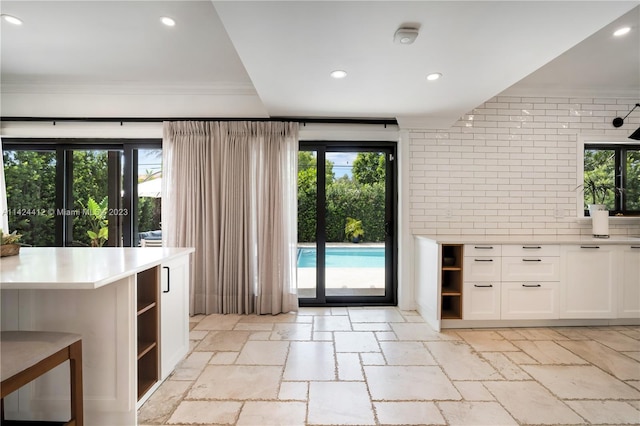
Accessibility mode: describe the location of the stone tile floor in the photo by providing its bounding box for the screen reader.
[138,307,640,426]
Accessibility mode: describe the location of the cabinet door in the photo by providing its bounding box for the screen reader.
[161,255,190,379]
[619,245,640,318]
[560,245,617,319]
[463,282,500,320]
[501,282,559,319]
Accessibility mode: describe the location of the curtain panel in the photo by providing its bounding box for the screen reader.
[162,121,299,315]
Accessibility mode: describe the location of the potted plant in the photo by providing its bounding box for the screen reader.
[81,196,109,247]
[1,229,22,257]
[345,217,365,243]
[578,178,615,216]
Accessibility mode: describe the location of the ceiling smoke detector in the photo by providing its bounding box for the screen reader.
[394,27,419,45]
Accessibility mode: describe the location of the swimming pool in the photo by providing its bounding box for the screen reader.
[297,247,385,268]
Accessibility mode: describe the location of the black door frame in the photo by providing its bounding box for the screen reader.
[298,140,398,306]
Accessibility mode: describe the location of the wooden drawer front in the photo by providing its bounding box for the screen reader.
[501,282,559,320]
[464,245,501,257]
[501,244,560,257]
[463,281,501,320]
[501,257,560,282]
[464,257,502,282]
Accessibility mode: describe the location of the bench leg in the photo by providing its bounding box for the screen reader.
[69,340,83,426]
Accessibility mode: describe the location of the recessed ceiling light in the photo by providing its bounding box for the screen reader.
[1,14,23,25]
[613,26,631,37]
[427,72,442,81]
[161,16,176,27]
[330,70,347,79]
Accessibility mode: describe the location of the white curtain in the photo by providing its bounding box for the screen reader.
[0,138,9,233]
[162,121,298,315]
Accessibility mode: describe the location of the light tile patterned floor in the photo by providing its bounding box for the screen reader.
[139,307,640,426]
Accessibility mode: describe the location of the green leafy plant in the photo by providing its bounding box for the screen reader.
[577,177,623,208]
[1,229,22,245]
[82,196,109,247]
[345,217,365,242]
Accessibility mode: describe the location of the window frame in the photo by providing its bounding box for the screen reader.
[578,137,640,217]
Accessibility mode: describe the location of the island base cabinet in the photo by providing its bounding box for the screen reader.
[0,278,137,425]
[463,282,500,320]
[560,245,617,319]
[160,255,190,380]
[501,282,559,320]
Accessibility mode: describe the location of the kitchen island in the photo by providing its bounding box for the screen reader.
[0,247,194,425]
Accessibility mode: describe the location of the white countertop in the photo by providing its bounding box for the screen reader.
[415,234,640,245]
[0,247,194,290]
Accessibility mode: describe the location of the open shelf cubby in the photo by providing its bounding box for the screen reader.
[441,244,463,319]
[136,266,159,401]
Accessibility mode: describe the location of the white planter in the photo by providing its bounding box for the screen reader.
[588,204,607,217]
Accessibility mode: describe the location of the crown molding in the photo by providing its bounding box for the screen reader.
[0,81,258,96]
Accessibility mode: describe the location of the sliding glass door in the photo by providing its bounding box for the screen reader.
[297,142,397,306]
[3,139,161,247]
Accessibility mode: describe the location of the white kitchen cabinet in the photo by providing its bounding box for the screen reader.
[463,245,501,320]
[463,281,501,320]
[619,244,640,318]
[160,255,190,380]
[560,245,617,319]
[501,282,559,319]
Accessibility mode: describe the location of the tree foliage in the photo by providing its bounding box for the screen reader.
[298,151,387,243]
[352,152,385,186]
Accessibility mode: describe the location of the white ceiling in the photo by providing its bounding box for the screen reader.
[1,1,639,128]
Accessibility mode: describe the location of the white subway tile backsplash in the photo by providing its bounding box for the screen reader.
[408,95,637,236]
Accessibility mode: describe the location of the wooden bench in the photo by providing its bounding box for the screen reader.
[1,331,83,426]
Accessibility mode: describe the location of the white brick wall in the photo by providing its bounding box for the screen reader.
[409,96,640,236]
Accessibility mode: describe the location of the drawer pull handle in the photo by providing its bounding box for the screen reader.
[522,284,541,288]
[580,246,600,249]
[522,246,541,249]
[522,258,542,262]
[631,246,640,249]
[474,259,494,262]
[474,284,493,288]
[474,246,494,249]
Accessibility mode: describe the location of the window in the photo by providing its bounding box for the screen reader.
[583,143,640,216]
[3,139,161,246]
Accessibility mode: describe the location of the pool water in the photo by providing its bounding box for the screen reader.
[297,247,385,268]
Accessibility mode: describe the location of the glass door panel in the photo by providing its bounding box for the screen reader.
[137,148,163,246]
[325,151,386,297]
[70,150,122,247]
[297,150,318,298]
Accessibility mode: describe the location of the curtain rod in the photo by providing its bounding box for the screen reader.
[1,116,398,127]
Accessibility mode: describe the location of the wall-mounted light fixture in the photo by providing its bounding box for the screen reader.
[612,102,640,140]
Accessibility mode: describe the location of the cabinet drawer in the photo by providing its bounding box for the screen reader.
[463,281,501,320]
[501,281,559,320]
[464,256,502,281]
[501,256,560,282]
[464,244,501,257]
[502,244,559,257]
